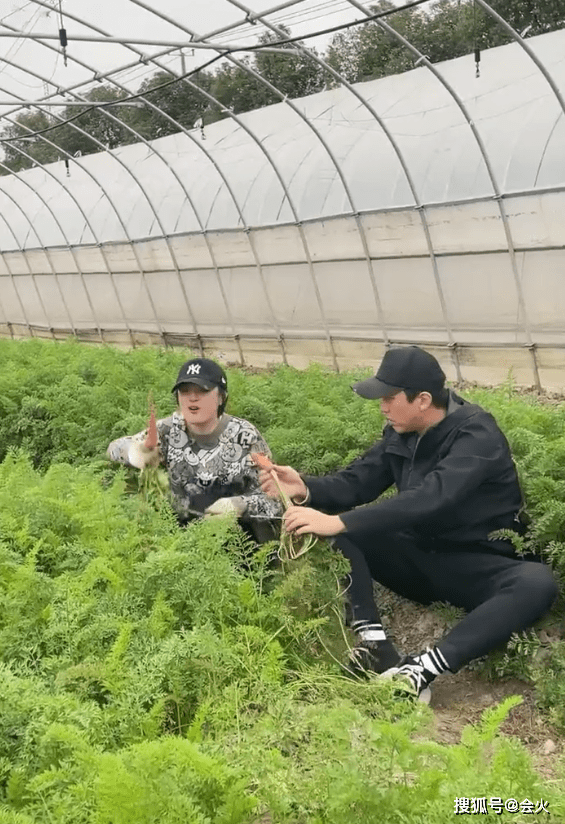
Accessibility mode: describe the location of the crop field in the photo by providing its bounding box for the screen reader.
[1,339,565,823]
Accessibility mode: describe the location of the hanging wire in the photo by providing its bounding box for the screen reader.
[0,0,434,146]
[473,0,481,78]
[57,0,67,66]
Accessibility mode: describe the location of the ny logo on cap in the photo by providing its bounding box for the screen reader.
[186,364,201,376]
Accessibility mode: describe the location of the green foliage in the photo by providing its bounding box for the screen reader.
[532,640,565,731]
[0,340,564,822]
[326,0,565,85]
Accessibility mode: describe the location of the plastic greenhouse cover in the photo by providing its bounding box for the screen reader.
[0,13,563,249]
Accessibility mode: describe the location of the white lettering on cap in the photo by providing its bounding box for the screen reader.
[185,364,201,376]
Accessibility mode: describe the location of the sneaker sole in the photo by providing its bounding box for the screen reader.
[380,666,432,705]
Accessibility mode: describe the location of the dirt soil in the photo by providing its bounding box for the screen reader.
[376,584,564,781]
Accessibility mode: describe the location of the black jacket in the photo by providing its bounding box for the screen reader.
[306,392,524,550]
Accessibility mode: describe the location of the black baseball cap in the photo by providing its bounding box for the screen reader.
[352,346,446,400]
[172,358,228,393]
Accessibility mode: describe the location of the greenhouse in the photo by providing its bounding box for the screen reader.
[3,5,565,823]
[0,0,564,388]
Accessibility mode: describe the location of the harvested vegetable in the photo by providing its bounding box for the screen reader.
[145,407,158,450]
[251,452,316,562]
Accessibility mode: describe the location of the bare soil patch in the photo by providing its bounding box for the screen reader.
[377,585,565,781]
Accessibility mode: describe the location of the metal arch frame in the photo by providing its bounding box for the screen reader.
[0,75,116,341]
[128,0,347,369]
[131,0,462,363]
[33,0,383,368]
[341,0,546,386]
[0,173,60,338]
[373,0,565,389]
[368,8,550,389]
[336,0,565,387]
[132,0,564,379]
[177,74,342,368]
[0,119,107,341]
[6,6,315,351]
[471,0,565,384]
[476,0,565,115]
[0,66,146,347]
[12,1,286,363]
[3,0,308,363]
[218,0,465,373]
[0,36,279,364]
[21,4,289,364]
[2,34,199,351]
[8,76,179,350]
[187,14,393,354]
[1,83,223,345]
[0,161,77,337]
[0,1,562,377]
[0,185,40,335]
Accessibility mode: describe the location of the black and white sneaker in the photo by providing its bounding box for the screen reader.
[347,640,401,678]
[381,655,433,704]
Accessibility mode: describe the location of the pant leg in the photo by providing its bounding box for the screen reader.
[242,517,279,546]
[428,553,559,671]
[333,531,437,626]
[335,532,559,672]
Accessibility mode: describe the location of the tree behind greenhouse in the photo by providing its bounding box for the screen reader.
[326,0,565,85]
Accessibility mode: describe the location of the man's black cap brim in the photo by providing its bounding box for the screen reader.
[351,377,403,400]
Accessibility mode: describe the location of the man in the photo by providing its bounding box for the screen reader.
[258,346,558,702]
[108,357,281,544]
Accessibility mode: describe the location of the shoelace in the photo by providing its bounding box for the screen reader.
[396,662,428,694]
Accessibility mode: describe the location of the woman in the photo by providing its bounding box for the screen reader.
[107,357,281,543]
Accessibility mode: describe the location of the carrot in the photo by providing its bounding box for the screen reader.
[251,452,274,471]
[251,452,316,561]
[145,408,158,450]
[252,451,289,506]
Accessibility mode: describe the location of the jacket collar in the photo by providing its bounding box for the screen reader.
[382,391,481,456]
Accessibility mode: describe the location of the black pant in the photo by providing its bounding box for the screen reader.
[334,531,559,672]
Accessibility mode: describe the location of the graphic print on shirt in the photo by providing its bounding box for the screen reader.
[108,411,281,523]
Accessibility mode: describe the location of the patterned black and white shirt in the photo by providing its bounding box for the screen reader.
[107,412,282,524]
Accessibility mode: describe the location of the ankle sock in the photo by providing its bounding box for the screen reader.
[351,619,387,642]
[394,645,451,695]
[415,646,451,681]
[349,620,400,672]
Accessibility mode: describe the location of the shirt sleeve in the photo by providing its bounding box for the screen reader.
[340,422,508,537]
[304,439,395,515]
[106,419,169,469]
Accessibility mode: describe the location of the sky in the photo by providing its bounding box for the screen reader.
[0,0,365,110]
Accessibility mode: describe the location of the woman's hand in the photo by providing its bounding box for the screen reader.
[144,409,158,450]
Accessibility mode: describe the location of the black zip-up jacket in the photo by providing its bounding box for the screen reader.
[305,392,524,551]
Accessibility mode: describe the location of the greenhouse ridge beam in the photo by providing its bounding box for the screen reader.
[0,30,298,54]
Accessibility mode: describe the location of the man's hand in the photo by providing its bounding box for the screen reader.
[258,464,308,502]
[284,505,345,537]
[205,497,247,518]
